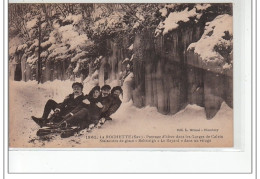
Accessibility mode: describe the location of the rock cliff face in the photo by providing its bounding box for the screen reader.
[101,22,232,119]
[129,26,201,115]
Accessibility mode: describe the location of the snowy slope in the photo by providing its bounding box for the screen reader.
[9,80,233,148]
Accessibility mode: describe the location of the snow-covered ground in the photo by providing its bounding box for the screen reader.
[9,80,233,148]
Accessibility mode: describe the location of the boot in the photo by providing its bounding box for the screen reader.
[105,117,112,121]
[31,116,47,128]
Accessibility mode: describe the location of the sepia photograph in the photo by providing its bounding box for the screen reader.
[9,3,233,148]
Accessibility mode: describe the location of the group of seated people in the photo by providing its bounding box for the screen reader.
[32,82,123,134]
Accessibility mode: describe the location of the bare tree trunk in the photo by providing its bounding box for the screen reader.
[37,20,42,84]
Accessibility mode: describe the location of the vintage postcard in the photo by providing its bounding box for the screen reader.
[9,3,233,148]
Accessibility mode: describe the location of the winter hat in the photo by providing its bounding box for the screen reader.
[72,82,83,89]
[111,86,123,94]
[101,85,111,91]
[88,85,101,97]
[92,85,100,92]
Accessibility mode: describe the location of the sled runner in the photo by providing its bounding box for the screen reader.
[36,126,79,138]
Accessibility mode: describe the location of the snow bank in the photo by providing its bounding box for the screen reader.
[9,80,233,148]
[212,102,232,121]
[15,80,91,102]
[188,14,233,62]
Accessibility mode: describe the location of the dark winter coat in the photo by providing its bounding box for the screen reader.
[87,96,103,125]
[101,95,122,119]
[100,95,113,114]
[69,86,103,125]
[56,93,85,116]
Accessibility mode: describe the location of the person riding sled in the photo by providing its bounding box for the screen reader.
[31,82,85,127]
[98,86,123,125]
[56,85,104,132]
[55,85,123,131]
[34,84,123,138]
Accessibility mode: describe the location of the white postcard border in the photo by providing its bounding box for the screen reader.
[3,0,255,175]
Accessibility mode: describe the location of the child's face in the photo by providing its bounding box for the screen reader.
[93,90,100,98]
